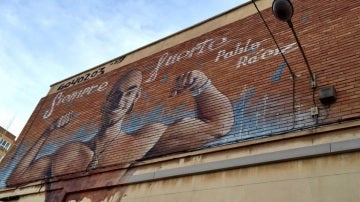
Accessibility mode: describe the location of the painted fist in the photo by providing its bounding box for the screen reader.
[170,70,208,97]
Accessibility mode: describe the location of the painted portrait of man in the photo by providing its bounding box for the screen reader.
[6,69,234,201]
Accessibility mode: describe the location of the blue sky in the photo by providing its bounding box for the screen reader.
[0,0,249,137]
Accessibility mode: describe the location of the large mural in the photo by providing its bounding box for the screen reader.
[1,1,344,200]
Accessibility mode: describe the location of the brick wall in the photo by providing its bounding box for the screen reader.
[0,0,359,188]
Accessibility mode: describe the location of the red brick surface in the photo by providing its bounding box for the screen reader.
[1,0,359,187]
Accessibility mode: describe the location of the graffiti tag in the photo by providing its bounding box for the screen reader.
[57,66,106,91]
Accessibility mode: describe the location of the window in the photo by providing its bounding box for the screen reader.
[5,142,10,150]
[0,138,11,151]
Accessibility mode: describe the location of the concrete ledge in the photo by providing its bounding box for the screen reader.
[127,138,360,184]
[331,138,360,153]
[137,120,360,167]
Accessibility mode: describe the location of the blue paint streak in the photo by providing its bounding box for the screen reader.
[270,61,286,83]
[73,111,80,119]
[228,88,257,136]
[143,91,150,99]
[161,74,168,83]
[204,88,256,147]
[35,125,99,160]
[35,141,58,160]
[70,125,98,142]
[122,103,195,134]
[0,145,26,187]
[247,49,254,54]
[145,66,152,72]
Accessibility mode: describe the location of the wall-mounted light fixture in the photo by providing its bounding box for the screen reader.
[319,86,336,105]
[272,0,317,89]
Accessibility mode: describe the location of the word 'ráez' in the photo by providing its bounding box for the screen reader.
[145,37,228,83]
[236,43,297,68]
[43,82,108,119]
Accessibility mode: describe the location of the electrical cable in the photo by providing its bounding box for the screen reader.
[251,0,297,129]
[251,0,295,78]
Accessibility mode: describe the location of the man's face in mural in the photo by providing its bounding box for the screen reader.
[103,70,142,126]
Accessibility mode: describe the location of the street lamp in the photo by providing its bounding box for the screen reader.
[272,0,317,89]
[272,0,294,22]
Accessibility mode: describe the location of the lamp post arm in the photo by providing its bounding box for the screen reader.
[287,20,317,88]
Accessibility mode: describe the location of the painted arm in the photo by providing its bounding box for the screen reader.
[7,116,70,187]
[146,70,234,157]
